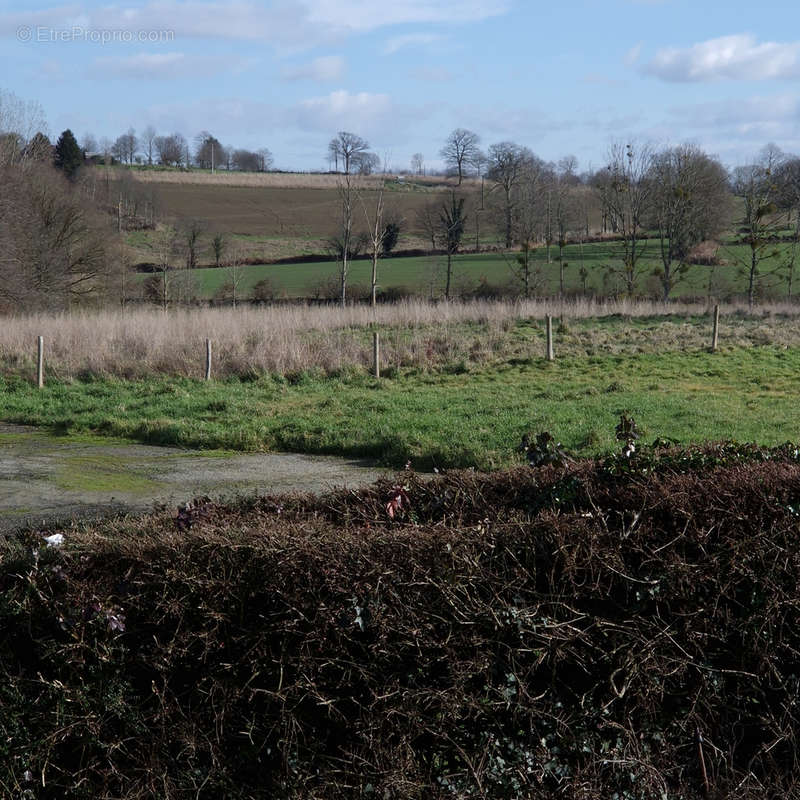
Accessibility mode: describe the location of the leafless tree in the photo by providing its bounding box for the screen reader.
[648,144,731,302]
[141,125,157,166]
[486,141,540,248]
[328,132,370,175]
[729,145,792,310]
[411,153,424,175]
[257,148,274,172]
[155,133,186,167]
[415,202,440,252]
[596,142,655,297]
[439,192,468,300]
[112,128,138,165]
[80,132,98,155]
[194,132,225,170]
[0,88,47,168]
[440,128,482,186]
[0,164,108,310]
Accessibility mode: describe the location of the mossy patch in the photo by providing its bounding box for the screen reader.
[55,455,161,495]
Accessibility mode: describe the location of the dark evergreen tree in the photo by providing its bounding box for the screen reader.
[53,129,83,178]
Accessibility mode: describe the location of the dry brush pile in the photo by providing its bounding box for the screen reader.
[3,443,800,798]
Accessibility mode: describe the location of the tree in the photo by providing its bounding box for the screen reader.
[53,129,83,179]
[360,185,401,307]
[357,152,381,175]
[415,202,440,252]
[24,132,52,163]
[647,145,730,302]
[111,128,138,165]
[440,129,482,186]
[0,88,47,168]
[0,164,107,310]
[212,233,225,267]
[411,153,424,175]
[194,132,225,170]
[486,141,539,248]
[179,219,204,269]
[439,192,467,300]
[729,145,793,310]
[232,148,260,172]
[328,132,370,175]
[774,156,800,297]
[154,133,186,167]
[257,148,273,172]
[141,125,157,165]
[596,142,654,297]
[80,132,98,154]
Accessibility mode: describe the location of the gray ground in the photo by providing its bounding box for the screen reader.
[0,423,389,533]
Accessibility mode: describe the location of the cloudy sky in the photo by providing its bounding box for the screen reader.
[1,0,799,172]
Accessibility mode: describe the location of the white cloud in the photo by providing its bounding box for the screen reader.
[385,32,443,54]
[281,55,345,81]
[295,89,392,132]
[624,42,642,67]
[644,34,800,82]
[88,51,255,79]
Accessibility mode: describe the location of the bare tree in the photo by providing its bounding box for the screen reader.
[411,152,424,175]
[360,184,401,307]
[0,88,48,168]
[112,127,138,165]
[80,132,98,155]
[150,224,177,311]
[439,192,468,300]
[328,132,370,175]
[486,141,540,248]
[155,133,186,167]
[648,144,731,302]
[257,148,273,172]
[729,145,793,310]
[440,128,482,186]
[0,164,108,310]
[141,125,157,165]
[597,142,655,297]
[194,132,225,170]
[415,202,440,252]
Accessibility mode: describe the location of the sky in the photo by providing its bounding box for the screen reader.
[1,0,799,173]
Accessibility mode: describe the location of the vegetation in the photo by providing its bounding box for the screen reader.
[4,441,800,797]
[1,338,799,469]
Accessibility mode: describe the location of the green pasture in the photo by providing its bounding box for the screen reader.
[3,345,798,470]
[136,237,797,301]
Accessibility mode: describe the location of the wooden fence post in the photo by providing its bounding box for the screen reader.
[37,336,44,389]
[205,338,212,380]
[545,316,554,362]
[711,305,720,352]
[373,331,380,379]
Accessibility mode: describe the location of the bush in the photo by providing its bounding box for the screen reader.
[4,444,800,797]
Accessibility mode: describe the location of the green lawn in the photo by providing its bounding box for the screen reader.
[2,346,798,470]
[138,237,797,301]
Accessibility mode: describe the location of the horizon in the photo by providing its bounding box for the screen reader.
[1,0,800,173]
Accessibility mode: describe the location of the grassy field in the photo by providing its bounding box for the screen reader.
[136,236,797,302]
[2,342,798,470]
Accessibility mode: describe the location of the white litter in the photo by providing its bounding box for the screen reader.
[43,533,64,548]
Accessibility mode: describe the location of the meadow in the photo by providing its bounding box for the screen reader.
[2,301,799,469]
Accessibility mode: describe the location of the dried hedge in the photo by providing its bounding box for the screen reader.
[3,443,800,798]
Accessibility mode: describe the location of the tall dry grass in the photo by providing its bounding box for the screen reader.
[2,298,799,380]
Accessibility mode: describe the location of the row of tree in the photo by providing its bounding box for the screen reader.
[78,127,274,172]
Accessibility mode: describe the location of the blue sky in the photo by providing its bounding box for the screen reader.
[1,0,799,172]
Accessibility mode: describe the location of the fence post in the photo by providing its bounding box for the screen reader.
[373,331,380,379]
[205,338,212,380]
[711,305,720,352]
[37,336,44,389]
[545,316,554,362]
